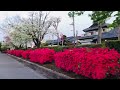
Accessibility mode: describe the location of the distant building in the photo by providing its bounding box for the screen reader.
[46,23,119,45]
[46,40,58,45]
[93,27,119,42]
[78,23,109,44]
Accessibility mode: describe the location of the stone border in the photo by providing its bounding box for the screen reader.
[7,54,74,79]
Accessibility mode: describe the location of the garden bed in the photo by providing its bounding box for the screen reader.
[7,54,119,79]
[6,47,120,79]
[24,61,120,79]
[7,54,89,79]
[39,62,89,79]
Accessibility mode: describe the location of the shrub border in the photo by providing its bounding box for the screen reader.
[7,54,74,79]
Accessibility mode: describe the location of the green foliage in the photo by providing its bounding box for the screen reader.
[42,44,104,52]
[89,11,113,24]
[41,42,49,47]
[42,46,69,52]
[0,45,9,53]
[75,44,103,48]
[68,11,84,17]
[105,40,120,52]
[109,11,120,28]
[89,11,113,44]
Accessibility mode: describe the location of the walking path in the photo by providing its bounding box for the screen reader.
[0,52,47,79]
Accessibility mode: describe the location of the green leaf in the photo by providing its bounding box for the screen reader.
[89,11,113,24]
[68,11,84,17]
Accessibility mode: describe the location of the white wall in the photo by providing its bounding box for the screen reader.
[80,39,93,45]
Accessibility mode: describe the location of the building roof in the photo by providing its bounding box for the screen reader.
[67,36,84,42]
[93,27,118,40]
[46,36,82,45]
[46,27,119,45]
[46,40,58,45]
[83,23,109,32]
[78,35,97,40]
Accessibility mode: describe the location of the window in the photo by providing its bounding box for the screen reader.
[90,32,93,35]
[103,29,105,32]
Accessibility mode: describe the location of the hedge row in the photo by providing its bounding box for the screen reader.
[7,47,120,79]
[105,40,120,53]
[42,44,103,52]
[43,41,120,53]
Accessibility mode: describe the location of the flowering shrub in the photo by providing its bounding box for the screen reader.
[7,50,24,57]
[54,48,120,79]
[7,47,120,79]
[15,50,24,57]
[29,49,39,63]
[29,48,55,64]
[7,48,55,64]
[21,49,32,59]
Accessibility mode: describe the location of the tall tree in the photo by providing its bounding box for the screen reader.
[68,11,84,46]
[89,11,113,44]
[27,11,53,48]
[0,11,56,48]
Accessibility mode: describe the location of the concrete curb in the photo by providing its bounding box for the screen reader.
[7,54,74,79]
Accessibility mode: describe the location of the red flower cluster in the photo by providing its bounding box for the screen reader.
[29,48,55,64]
[7,48,55,64]
[7,47,120,79]
[54,48,120,79]
[21,49,32,59]
[7,50,24,57]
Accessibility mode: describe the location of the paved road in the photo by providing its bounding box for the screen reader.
[0,53,47,79]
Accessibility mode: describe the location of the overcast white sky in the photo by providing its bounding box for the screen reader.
[0,11,116,42]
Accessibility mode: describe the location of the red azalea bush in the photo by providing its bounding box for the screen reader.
[7,50,24,57]
[29,48,55,64]
[15,50,24,57]
[21,49,32,59]
[54,47,120,79]
[7,47,120,79]
[7,50,13,55]
[7,48,55,64]
[7,50,16,55]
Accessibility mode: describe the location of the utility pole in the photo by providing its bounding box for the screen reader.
[76,30,78,45]
[72,11,76,46]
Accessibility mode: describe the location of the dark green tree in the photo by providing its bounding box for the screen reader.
[89,11,113,44]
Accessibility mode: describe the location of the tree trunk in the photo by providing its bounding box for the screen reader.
[57,35,60,45]
[33,38,41,48]
[97,24,102,44]
[36,42,40,48]
[25,41,27,49]
[62,40,63,46]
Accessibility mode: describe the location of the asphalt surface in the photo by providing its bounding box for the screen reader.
[0,52,47,79]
